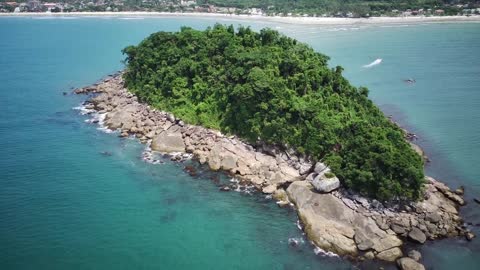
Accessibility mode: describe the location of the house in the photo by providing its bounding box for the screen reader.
[435,9,445,15]
[27,0,41,11]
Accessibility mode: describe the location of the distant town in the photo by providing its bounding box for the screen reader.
[1,0,480,17]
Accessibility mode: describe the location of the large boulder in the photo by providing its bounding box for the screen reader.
[397,257,426,270]
[311,172,340,193]
[151,131,185,153]
[313,162,327,173]
[104,104,137,129]
[287,181,357,255]
[286,181,402,260]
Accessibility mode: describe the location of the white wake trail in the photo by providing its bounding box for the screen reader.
[363,58,382,68]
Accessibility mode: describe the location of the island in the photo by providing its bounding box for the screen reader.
[74,25,473,269]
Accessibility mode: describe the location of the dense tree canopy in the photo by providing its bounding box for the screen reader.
[122,25,425,201]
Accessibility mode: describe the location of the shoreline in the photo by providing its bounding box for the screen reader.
[1,12,480,25]
[73,73,473,268]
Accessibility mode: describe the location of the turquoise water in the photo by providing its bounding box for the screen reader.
[0,16,479,269]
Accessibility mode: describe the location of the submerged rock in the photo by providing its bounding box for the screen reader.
[408,250,422,261]
[465,231,475,241]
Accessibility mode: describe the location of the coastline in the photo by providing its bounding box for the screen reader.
[73,73,473,268]
[1,11,480,25]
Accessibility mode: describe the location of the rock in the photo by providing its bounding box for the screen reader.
[220,154,238,171]
[151,131,186,153]
[219,186,231,192]
[311,173,340,193]
[391,224,407,235]
[364,251,375,260]
[408,227,427,244]
[287,181,357,255]
[104,105,137,129]
[262,185,277,194]
[454,186,464,195]
[474,198,480,204]
[305,172,317,182]
[166,113,175,123]
[298,162,312,175]
[425,212,441,223]
[144,118,155,127]
[408,250,422,261]
[288,238,300,247]
[286,181,402,257]
[313,162,327,173]
[465,231,475,241]
[276,200,290,207]
[397,257,425,270]
[371,199,383,209]
[279,163,301,181]
[272,189,288,202]
[376,247,403,262]
[355,231,374,251]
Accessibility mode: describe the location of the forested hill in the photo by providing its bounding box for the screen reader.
[200,0,478,15]
[122,25,425,201]
[2,0,478,17]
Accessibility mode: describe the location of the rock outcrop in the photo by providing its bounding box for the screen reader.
[74,73,469,265]
[397,257,426,270]
[287,181,403,259]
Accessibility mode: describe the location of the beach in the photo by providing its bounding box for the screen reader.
[1,11,480,25]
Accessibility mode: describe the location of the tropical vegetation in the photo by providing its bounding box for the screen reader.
[122,25,425,201]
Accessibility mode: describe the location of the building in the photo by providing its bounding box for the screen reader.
[27,0,41,11]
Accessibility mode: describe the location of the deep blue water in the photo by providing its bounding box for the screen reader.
[0,16,479,269]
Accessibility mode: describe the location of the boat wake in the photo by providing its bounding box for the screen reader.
[363,58,382,68]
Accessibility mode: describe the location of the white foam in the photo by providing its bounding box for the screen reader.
[363,58,382,68]
[73,105,95,115]
[296,220,302,230]
[288,237,305,246]
[230,178,255,194]
[313,245,339,257]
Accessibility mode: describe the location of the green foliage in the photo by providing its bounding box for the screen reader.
[122,25,425,201]
[324,172,335,179]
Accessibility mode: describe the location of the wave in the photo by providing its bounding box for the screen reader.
[313,246,339,257]
[230,177,256,194]
[73,104,114,133]
[73,104,94,115]
[363,58,382,68]
[141,143,165,165]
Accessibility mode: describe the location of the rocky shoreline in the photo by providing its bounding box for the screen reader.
[74,73,474,269]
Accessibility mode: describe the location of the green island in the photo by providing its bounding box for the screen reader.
[122,24,424,201]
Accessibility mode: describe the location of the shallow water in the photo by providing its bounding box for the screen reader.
[0,17,479,269]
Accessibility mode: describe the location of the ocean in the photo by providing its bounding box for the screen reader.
[0,16,479,269]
